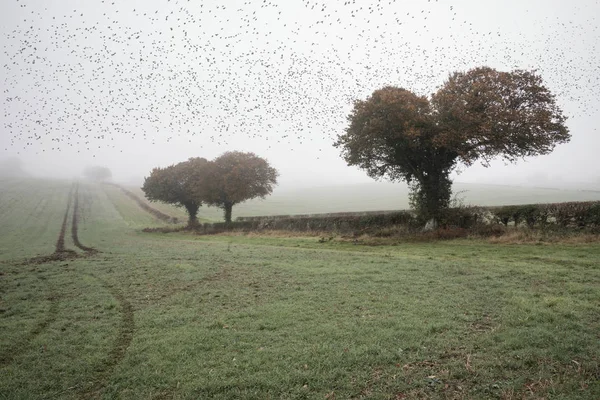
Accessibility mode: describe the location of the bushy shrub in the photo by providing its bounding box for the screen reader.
[471,224,507,237]
[411,227,469,242]
[586,203,600,226]
[491,202,600,228]
[439,206,482,229]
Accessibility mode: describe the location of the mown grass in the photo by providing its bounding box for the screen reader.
[0,178,73,260]
[0,179,599,399]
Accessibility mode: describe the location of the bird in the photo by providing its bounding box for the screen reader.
[0,0,598,161]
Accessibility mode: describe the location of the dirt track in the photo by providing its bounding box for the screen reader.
[54,184,74,253]
[68,184,135,397]
[71,183,97,253]
[8,182,135,396]
[24,184,78,264]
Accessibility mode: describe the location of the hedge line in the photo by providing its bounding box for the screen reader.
[195,211,416,234]
[225,201,600,233]
[142,200,600,235]
[489,201,600,228]
[236,210,401,222]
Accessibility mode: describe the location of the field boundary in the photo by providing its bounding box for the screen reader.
[237,209,406,221]
[224,201,600,235]
[142,201,600,242]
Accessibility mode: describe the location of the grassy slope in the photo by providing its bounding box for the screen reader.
[127,181,600,222]
[0,179,599,399]
[98,183,184,230]
[0,178,74,260]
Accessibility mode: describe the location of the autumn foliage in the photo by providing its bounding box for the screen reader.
[203,151,279,223]
[142,152,278,226]
[142,157,210,226]
[335,67,570,223]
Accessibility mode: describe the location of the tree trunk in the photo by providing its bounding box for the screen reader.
[223,202,233,224]
[425,174,448,221]
[411,171,452,226]
[423,218,439,231]
[184,203,200,228]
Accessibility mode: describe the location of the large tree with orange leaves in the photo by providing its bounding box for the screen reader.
[335,67,570,225]
[204,151,278,223]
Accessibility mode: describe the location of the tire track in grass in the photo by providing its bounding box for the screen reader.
[71,183,97,254]
[40,276,134,399]
[25,183,78,265]
[77,273,135,398]
[0,290,60,367]
[36,273,135,399]
[52,188,74,257]
[54,184,73,253]
[7,182,135,394]
[68,184,134,397]
[1,185,78,365]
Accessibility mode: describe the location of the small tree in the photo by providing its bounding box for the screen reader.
[335,67,570,226]
[204,151,278,223]
[83,166,112,182]
[142,158,210,227]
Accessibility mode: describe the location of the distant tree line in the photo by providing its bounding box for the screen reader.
[142,151,278,226]
[83,166,112,182]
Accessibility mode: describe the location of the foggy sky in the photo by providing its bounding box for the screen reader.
[1,0,599,189]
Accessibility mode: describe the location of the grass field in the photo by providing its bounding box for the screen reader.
[127,181,600,222]
[1,177,599,399]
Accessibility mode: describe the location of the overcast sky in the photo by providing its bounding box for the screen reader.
[1,0,599,188]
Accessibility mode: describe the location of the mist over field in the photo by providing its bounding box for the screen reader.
[2,2,600,398]
[2,154,600,221]
[1,0,599,197]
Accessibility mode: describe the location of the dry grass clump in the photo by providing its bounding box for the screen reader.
[213,225,600,245]
[212,229,326,238]
[487,228,600,244]
[142,220,600,246]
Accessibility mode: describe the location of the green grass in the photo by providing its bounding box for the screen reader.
[0,178,73,260]
[122,184,204,224]
[0,178,599,399]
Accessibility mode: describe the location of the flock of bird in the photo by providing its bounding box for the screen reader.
[1,0,598,156]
